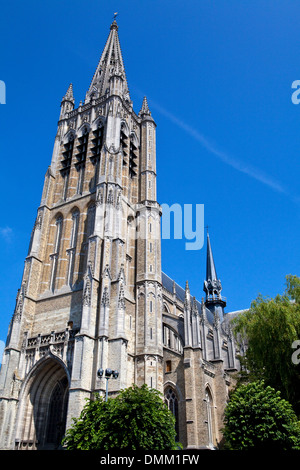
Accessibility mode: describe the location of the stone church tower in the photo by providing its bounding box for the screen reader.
[0,20,240,450]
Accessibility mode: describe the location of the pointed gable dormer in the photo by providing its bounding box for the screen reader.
[85,19,131,103]
[203,232,226,321]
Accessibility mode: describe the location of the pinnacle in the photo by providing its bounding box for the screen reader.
[192,296,198,312]
[139,96,151,116]
[62,83,74,103]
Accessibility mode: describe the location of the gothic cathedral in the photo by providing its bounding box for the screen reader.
[0,20,240,450]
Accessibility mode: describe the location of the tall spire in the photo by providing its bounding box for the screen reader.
[203,232,226,320]
[206,232,218,286]
[86,19,130,102]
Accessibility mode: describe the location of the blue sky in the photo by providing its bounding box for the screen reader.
[0,0,299,345]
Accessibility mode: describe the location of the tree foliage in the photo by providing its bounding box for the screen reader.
[62,384,178,450]
[231,275,300,414]
[223,380,300,450]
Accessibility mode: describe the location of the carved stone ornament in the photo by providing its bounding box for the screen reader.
[96,188,103,206]
[103,264,112,279]
[123,91,130,103]
[118,284,126,309]
[101,287,110,306]
[13,281,27,322]
[107,189,114,204]
[118,264,126,284]
[108,143,119,154]
[204,279,222,293]
[35,211,43,230]
[87,260,94,277]
[213,312,220,329]
[82,277,91,307]
[192,297,199,316]
[116,191,121,209]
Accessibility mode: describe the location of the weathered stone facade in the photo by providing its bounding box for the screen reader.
[0,20,240,450]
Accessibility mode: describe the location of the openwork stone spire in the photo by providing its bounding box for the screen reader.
[86,19,130,101]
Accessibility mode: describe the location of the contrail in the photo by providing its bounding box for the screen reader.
[147,97,287,195]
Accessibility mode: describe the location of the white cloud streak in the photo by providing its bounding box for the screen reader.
[147,98,289,196]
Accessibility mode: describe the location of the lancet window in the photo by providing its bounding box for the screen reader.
[164,388,179,439]
[50,215,63,292]
[67,209,79,287]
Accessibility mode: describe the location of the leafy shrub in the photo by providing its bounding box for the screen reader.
[223,380,300,450]
[63,384,178,450]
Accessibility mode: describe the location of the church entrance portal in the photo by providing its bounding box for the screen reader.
[15,357,69,450]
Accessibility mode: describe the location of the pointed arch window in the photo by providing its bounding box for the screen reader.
[164,388,179,440]
[86,204,96,237]
[205,387,216,448]
[67,210,79,287]
[79,204,95,280]
[50,216,63,292]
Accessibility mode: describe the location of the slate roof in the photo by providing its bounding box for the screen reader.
[161,271,214,324]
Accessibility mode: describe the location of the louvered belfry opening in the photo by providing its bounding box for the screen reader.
[129,134,138,177]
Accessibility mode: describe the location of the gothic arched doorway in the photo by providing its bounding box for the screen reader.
[15,356,70,450]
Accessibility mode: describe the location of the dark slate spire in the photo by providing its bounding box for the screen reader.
[203,232,226,321]
[206,232,218,287]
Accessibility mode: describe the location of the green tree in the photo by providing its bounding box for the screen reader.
[62,384,178,450]
[223,380,300,450]
[232,275,300,414]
